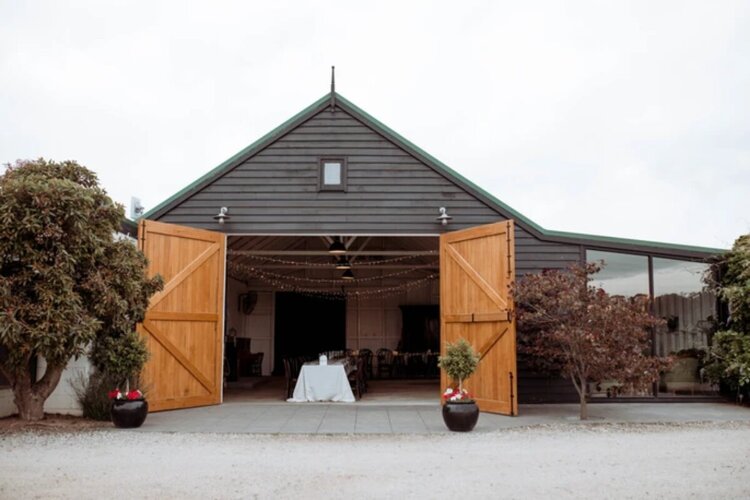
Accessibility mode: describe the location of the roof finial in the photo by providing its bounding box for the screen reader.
[330,65,336,112]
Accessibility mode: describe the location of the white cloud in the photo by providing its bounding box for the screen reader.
[1,0,748,249]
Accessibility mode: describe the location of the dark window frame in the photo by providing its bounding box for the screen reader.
[318,157,347,192]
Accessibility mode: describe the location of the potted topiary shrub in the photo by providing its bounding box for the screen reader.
[90,331,151,429]
[438,338,480,432]
[109,384,148,428]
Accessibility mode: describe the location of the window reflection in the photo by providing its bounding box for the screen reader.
[652,258,715,357]
[586,250,649,297]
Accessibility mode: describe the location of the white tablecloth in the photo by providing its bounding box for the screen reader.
[287,359,355,403]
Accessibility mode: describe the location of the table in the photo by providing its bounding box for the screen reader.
[287,358,355,403]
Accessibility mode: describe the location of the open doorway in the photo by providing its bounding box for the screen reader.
[222,234,441,403]
[273,292,346,375]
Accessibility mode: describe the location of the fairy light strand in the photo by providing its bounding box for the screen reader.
[227,252,437,267]
[227,263,438,301]
[227,261,437,285]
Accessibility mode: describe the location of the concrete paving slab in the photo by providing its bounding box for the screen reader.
[134,401,750,435]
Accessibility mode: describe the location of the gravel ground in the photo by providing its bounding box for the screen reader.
[2,423,749,499]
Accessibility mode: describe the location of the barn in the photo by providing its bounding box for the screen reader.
[134,89,722,415]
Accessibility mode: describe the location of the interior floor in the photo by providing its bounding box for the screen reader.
[224,377,440,405]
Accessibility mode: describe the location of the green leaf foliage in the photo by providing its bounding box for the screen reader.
[703,233,750,399]
[90,331,149,384]
[70,370,118,421]
[711,234,750,332]
[703,330,750,393]
[438,338,479,384]
[0,159,162,415]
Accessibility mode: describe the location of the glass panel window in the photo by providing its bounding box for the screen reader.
[586,250,649,297]
[653,258,716,396]
[652,258,715,356]
[319,158,346,190]
[323,162,341,185]
[586,250,650,398]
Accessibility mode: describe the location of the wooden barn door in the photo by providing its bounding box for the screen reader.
[137,220,226,412]
[440,220,517,415]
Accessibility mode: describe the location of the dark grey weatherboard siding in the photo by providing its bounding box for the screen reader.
[156,105,583,276]
[159,109,500,232]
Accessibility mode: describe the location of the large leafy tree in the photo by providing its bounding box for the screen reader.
[515,263,669,419]
[703,233,750,399]
[0,159,161,421]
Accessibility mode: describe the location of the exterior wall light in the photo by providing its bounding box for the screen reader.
[436,207,452,226]
[213,207,231,224]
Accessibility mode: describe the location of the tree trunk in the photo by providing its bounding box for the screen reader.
[14,387,47,421]
[570,373,588,420]
[12,361,65,421]
[579,387,588,420]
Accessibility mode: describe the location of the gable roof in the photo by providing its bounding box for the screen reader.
[144,92,726,259]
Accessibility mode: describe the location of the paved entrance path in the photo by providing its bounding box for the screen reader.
[139,401,750,434]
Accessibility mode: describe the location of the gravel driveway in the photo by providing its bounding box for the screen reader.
[2,423,749,499]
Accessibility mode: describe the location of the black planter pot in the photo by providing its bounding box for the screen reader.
[111,399,148,428]
[442,401,479,432]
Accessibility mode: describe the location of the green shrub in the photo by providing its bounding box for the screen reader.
[438,338,479,390]
[90,331,149,387]
[703,330,750,399]
[70,370,118,421]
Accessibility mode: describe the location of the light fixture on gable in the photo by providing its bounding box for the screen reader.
[328,237,346,255]
[213,207,231,224]
[436,207,452,226]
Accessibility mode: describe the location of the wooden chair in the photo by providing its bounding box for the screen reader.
[377,348,394,379]
[243,352,263,377]
[359,348,373,379]
[426,352,439,379]
[283,358,298,399]
[348,356,365,399]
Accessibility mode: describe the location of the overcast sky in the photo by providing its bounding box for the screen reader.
[1,1,748,249]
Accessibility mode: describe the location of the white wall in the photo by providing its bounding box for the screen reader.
[0,355,92,418]
[346,280,439,351]
[0,388,14,417]
[37,355,91,416]
[226,277,275,375]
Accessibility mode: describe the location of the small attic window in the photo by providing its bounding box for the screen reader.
[319,158,347,191]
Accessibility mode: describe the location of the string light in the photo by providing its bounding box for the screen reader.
[227,262,438,301]
[227,261,437,285]
[227,252,437,267]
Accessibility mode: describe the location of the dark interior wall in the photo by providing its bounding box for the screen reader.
[273,292,346,375]
[399,305,440,352]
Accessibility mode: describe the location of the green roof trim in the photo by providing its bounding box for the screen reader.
[144,91,727,257]
[334,94,548,234]
[334,94,726,256]
[542,228,727,255]
[143,93,331,220]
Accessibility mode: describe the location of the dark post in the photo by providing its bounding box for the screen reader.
[648,255,658,398]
